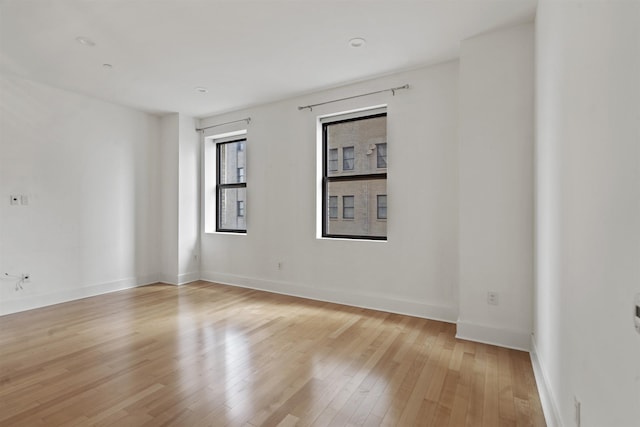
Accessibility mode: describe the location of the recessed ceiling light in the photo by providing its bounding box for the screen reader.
[195,87,208,94]
[348,37,366,48]
[75,36,96,47]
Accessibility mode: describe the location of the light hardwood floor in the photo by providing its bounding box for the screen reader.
[0,282,546,427]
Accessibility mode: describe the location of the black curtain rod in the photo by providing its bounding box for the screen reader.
[298,84,409,111]
[196,117,251,132]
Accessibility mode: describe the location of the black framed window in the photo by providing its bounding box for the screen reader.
[322,111,387,240]
[217,139,246,232]
[329,148,338,171]
[343,146,355,170]
[328,196,338,218]
[377,195,387,219]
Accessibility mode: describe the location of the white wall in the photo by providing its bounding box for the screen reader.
[177,114,200,282]
[0,73,161,315]
[159,114,179,283]
[199,62,460,321]
[534,2,640,426]
[457,23,535,350]
[159,113,200,285]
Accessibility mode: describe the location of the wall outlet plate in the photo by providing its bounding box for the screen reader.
[10,195,20,205]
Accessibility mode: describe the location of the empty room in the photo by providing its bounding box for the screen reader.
[1,1,638,426]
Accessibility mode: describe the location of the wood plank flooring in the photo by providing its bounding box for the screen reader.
[0,282,546,426]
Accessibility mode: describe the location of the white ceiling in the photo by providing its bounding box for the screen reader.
[0,0,536,118]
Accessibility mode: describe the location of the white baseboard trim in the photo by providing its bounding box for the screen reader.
[530,337,562,427]
[0,274,160,316]
[200,271,458,323]
[158,272,200,286]
[158,273,178,285]
[177,272,200,285]
[455,320,531,351]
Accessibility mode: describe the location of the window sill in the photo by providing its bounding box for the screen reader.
[317,236,387,243]
[204,231,247,236]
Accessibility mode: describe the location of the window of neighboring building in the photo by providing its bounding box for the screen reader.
[376,143,387,168]
[329,148,338,171]
[343,146,355,170]
[217,139,247,232]
[321,109,387,240]
[377,195,387,219]
[343,195,354,219]
[328,196,338,218]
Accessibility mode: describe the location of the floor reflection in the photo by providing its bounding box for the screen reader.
[0,282,545,426]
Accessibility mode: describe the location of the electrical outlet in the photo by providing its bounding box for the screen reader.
[487,291,499,305]
[20,195,29,205]
[277,262,283,270]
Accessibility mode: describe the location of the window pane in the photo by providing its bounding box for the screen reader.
[219,140,246,184]
[237,200,245,217]
[376,143,387,169]
[329,148,338,172]
[322,112,387,240]
[343,195,354,219]
[377,194,387,219]
[219,187,246,230]
[325,179,386,238]
[326,115,386,177]
[328,195,338,219]
[343,147,354,171]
